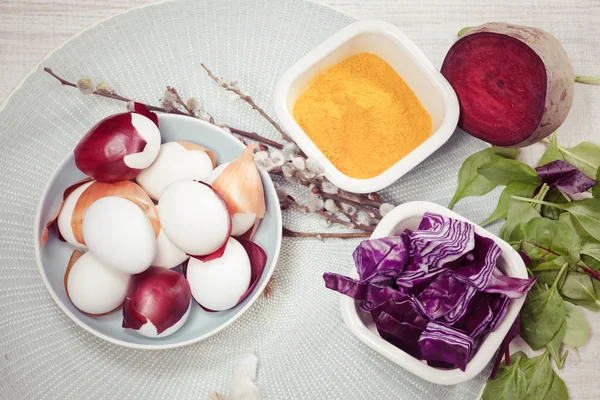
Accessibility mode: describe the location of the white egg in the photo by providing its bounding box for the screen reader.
[66,251,131,315]
[153,229,189,269]
[57,180,94,248]
[186,238,251,311]
[204,162,229,185]
[136,302,191,338]
[231,213,257,236]
[136,142,214,200]
[158,180,230,255]
[82,196,157,274]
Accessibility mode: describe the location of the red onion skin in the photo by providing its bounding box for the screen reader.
[75,113,146,182]
[133,102,159,126]
[237,238,267,304]
[122,267,191,334]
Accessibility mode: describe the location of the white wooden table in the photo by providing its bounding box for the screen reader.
[1,1,599,398]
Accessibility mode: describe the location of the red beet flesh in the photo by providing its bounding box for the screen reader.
[442,32,548,147]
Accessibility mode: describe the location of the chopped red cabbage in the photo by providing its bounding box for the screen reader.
[416,273,467,320]
[353,233,409,283]
[444,286,478,324]
[323,212,534,372]
[322,273,406,312]
[419,322,474,371]
[371,297,428,329]
[375,312,423,358]
[482,268,537,299]
[536,160,597,194]
[464,298,494,337]
[451,234,501,290]
[410,212,475,272]
[487,294,511,332]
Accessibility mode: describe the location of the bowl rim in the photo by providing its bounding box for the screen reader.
[273,20,459,194]
[338,201,527,385]
[33,113,283,350]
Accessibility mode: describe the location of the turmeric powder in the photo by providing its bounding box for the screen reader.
[293,53,432,179]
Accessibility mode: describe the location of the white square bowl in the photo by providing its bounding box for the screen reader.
[273,20,459,193]
[339,201,528,385]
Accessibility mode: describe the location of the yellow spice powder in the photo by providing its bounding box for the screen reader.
[293,53,432,179]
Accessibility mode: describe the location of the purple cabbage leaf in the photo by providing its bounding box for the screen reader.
[419,321,474,371]
[410,212,475,272]
[353,233,409,283]
[415,273,467,320]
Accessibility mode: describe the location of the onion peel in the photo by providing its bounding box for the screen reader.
[122,267,191,334]
[71,180,160,245]
[177,141,217,168]
[236,238,267,304]
[40,178,92,246]
[212,144,266,237]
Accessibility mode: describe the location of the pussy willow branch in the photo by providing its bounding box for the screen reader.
[43,67,280,148]
[201,63,293,142]
[286,196,375,232]
[282,227,370,239]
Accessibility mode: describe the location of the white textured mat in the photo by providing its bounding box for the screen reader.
[1,0,599,398]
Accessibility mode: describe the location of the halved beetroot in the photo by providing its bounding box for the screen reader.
[441,23,574,147]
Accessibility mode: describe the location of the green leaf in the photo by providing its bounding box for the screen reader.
[520,265,568,350]
[501,199,541,242]
[448,147,517,208]
[539,133,564,166]
[481,182,538,226]
[563,302,589,348]
[522,351,554,399]
[559,212,594,241]
[546,320,566,369]
[541,188,568,220]
[561,271,600,311]
[559,141,600,178]
[477,158,541,186]
[593,167,600,198]
[545,372,569,400]
[509,218,581,265]
[581,240,600,261]
[482,355,528,400]
[558,198,600,242]
[513,196,600,243]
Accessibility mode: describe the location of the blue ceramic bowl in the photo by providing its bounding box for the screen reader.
[34,114,282,349]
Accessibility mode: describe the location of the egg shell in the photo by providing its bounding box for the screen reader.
[186,237,251,311]
[122,113,162,169]
[136,142,214,200]
[57,180,94,248]
[136,302,191,338]
[82,196,157,274]
[65,251,131,315]
[158,180,230,256]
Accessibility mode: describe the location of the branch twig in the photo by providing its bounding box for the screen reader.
[201,63,293,142]
[283,227,370,239]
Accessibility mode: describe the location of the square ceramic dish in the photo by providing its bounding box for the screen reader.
[338,201,527,385]
[273,20,459,194]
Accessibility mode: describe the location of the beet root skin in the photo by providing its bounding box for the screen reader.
[442,22,574,147]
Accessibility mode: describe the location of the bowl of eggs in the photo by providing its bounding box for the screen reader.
[34,104,282,349]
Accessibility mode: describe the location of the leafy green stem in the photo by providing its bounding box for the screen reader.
[511,196,566,211]
[575,75,600,85]
[554,263,570,290]
[457,26,473,37]
[578,261,600,281]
